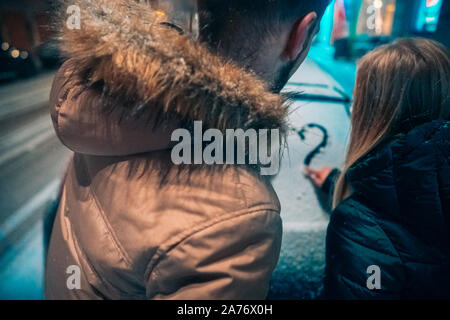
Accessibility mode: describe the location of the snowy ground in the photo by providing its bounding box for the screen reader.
[268,56,353,299]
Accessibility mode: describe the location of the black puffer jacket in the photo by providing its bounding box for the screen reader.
[324,120,450,299]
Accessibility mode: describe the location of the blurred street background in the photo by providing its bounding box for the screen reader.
[0,0,449,299]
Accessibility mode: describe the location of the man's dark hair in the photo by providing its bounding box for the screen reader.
[198,0,330,53]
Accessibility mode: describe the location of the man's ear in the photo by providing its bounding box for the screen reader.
[282,12,318,61]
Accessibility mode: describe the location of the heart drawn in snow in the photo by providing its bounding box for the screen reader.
[292,123,329,166]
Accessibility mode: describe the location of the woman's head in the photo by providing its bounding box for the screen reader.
[333,38,450,207]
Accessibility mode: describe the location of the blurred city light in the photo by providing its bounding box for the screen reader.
[416,0,444,32]
[10,49,19,59]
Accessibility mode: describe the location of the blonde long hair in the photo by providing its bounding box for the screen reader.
[333,38,450,208]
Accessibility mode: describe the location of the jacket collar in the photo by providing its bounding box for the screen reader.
[347,120,449,185]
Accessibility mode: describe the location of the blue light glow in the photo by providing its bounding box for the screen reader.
[415,0,443,32]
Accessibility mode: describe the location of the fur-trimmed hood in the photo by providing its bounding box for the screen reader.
[56,0,288,133]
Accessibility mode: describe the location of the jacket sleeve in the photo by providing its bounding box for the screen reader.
[323,200,406,299]
[50,59,179,156]
[145,209,282,300]
[320,168,340,196]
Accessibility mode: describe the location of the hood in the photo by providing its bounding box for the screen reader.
[55,0,288,134]
[347,120,450,245]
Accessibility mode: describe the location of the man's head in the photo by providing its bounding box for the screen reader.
[198,0,331,92]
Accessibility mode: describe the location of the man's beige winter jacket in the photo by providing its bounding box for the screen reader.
[45,0,287,300]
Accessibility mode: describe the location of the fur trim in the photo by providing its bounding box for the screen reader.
[56,0,288,133]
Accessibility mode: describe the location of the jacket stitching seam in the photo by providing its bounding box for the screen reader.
[342,200,406,265]
[146,207,280,297]
[54,77,76,149]
[66,215,112,295]
[328,214,400,260]
[234,169,249,208]
[144,206,279,283]
[331,202,409,296]
[352,201,410,285]
[70,221,144,299]
[89,188,134,269]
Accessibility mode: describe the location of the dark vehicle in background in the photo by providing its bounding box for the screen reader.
[0,0,61,83]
